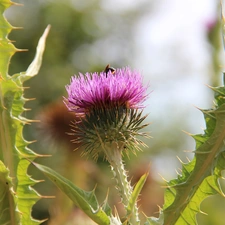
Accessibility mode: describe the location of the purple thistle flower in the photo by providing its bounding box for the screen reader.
[65,67,148,115]
[64,66,149,160]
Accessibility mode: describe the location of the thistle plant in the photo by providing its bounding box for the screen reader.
[0,1,50,224]
[64,67,149,224]
[1,1,225,225]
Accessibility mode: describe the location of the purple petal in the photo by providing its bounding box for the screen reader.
[65,67,149,114]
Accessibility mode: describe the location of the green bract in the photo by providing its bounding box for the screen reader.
[70,106,149,160]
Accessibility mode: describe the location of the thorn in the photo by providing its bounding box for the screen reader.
[175,169,181,176]
[26,97,36,101]
[23,86,30,90]
[27,139,37,144]
[157,173,168,183]
[176,156,184,164]
[113,206,121,222]
[186,156,191,163]
[37,154,52,158]
[183,149,195,153]
[16,48,29,52]
[40,195,55,199]
[157,205,162,212]
[141,211,148,218]
[32,119,40,123]
[23,108,31,112]
[11,1,23,7]
[192,105,204,112]
[20,118,40,124]
[12,26,23,30]
[181,130,193,136]
[152,205,162,216]
[33,179,45,183]
[38,218,49,224]
[92,183,98,192]
[199,209,208,216]
[205,83,213,88]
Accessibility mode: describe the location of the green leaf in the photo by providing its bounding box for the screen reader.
[127,173,148,216]
[0,1,49,224]
[32,162,111,225]
[0,0,17,78]
[0,160,21,225]
[150,86,225,225]
[19,25,51,82]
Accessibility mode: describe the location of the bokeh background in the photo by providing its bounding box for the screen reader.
[5,0,225,224]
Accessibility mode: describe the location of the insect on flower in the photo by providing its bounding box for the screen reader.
[104,64,116,77]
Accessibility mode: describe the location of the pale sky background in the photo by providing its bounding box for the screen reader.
[119,0,221,179]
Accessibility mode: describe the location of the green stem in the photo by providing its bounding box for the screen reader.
[103,143,140,225]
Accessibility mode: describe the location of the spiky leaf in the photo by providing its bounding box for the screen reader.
[0,1,49,224]
[146,85,225,225]
[32,162,111,225]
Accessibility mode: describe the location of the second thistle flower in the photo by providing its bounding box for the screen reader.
[65,67,149,159]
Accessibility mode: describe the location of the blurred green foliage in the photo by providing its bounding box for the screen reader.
[7,0,141,109]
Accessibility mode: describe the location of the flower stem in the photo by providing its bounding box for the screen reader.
[103,143,140,225]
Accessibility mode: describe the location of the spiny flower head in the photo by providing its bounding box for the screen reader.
[65,67,148,115]
[64,66,149,160]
